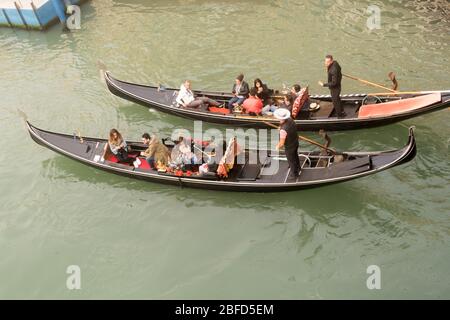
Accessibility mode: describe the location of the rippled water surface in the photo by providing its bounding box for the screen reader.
[0,0,449,299]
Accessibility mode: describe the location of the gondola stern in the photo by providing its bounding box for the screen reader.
[104,71,127,91]
[25,121,47,147]
[399,126,417,165]
[104,71,124,98]
[25,120,38,136]
[104,70,116,88]
[104,70,113,83]
[407,126,416,149]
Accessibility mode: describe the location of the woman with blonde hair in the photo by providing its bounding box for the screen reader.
[103,129,141,167]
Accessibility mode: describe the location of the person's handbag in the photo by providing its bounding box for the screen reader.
[117,148,128,159]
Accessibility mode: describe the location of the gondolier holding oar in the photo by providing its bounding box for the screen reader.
[274,109,301,179]
[318,55,346,118]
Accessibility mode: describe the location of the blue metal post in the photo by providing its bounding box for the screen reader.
[31,1,44,30]
[50,0,67,25]
[14,1,29,29]
[1,8,13,28]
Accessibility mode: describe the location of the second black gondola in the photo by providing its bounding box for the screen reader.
[105,71,450,131]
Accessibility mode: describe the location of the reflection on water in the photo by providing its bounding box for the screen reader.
[41,144,448,238]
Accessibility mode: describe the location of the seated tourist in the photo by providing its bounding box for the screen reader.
[261,104,277,115]
[279,94,294,113]
[103,129,141,168]
[141,133,170,169]
[290,84,302,99]
[262,94,294,115]
[253,78,272,105]
[242,88,263,116]
[176,80,222,111]
[170,137,199,168]
[228,74,250,112]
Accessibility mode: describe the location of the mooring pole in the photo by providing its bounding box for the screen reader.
[1,8,13,28]
[14,1,29,30]
[30,1,44,30]
[50,0,67,28]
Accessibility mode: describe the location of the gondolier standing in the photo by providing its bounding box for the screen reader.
[318,55,346,118]
[274,108,301,179]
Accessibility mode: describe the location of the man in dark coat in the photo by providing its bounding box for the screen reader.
[274,108,301,179]
[319,55,346,118]
[228,74,250,112]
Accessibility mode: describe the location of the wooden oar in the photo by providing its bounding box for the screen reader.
[234,114,275,120]
[343,73,398,93]
[263,121,335,154]
[388,72,399,91]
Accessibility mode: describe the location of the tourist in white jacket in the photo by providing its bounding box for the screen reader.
[176,80,222,111]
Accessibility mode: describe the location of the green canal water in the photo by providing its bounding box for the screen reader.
[0,0,449,299]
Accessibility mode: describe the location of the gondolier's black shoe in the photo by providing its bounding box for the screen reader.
[288,172,299,180]
[338,112,347,118]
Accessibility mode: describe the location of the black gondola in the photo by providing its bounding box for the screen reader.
[104,71,450,131]
[26,121,417,192]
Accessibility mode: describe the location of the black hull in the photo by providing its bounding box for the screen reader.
[26,121,417,192]
[105,72,450,132]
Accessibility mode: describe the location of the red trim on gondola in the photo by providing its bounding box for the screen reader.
[358,93,441,118]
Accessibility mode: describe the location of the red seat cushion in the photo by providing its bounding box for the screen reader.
[108,155,119,163]
[138,158,151,170]
[106,154,151,170]
[209,107,230,114]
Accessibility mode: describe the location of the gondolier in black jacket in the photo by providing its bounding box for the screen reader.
[274,109,301,179]
[319,55,346,118]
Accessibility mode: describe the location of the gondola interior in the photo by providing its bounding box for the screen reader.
[89,138,351,183]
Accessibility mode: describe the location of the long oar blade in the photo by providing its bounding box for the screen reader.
[343,73,397,93]
[388,72,399,91]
